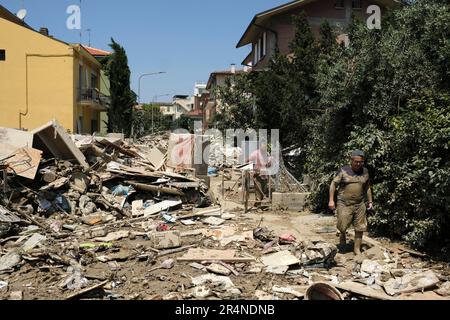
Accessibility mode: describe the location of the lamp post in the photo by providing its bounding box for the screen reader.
[138,71,166,104]
[152,93,171,134]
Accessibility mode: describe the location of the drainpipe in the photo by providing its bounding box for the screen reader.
[20,53,73,130]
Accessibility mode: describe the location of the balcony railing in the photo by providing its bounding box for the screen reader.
[78,88,110,107]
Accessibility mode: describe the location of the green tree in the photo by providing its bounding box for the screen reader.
[105,38,136,136]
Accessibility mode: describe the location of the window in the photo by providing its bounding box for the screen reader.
[335,0,344,8]
[352,0,362,9]
[253,32,267,64]
[0,49,5,61]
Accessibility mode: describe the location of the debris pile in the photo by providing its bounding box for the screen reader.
[0,121,448,301]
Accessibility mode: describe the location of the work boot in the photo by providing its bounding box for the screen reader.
[338,233,347,253]
[354,235,363,256]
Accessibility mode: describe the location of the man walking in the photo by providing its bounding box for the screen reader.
[247,143,272,207]
[329,150,373,255]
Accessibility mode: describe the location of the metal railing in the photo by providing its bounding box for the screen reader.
[78,88,110,106]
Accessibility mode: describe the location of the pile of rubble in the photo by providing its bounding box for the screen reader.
[1,121,449,300]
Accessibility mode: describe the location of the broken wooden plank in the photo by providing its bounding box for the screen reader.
[65,280,109,300]
[126,181,185,196]
[398,247,427,258]
[157,244,196,257]
[98,139,140,158]
[179,207,222,220]
[144,148,166,170]
[143,200,182,217]
[5,148,42,180]
[333,281,396,300]
[177,248,255,262]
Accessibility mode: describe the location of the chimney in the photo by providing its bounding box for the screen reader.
[231,63,236,74]
[39,27,49,36]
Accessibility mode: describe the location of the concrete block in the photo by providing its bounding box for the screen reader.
[272,192,310,211]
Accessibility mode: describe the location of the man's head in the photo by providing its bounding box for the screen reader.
[350,149,365,172]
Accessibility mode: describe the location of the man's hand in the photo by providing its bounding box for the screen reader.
[328,200,336,211]
[368,202,374,210]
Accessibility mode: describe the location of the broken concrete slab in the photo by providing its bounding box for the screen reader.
[191,274,234,290]
[0,251,21,272]
[132,200,144,217]
[272,192,309,211]
[22,234,46,252]
[9,291,23,300]
[261,250,300,267]
[300,241,337,266]
[206,263,232,276]
[266,265,289,275]
[203,217,225,226]
[435,281,450,297]
[31,120,89,169]
[383,270,440,296]
[150,230,182,250]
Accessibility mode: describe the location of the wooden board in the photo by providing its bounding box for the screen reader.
[333,281,396,300]
[6,147,42,179]
[0,127,33,159]
[177,248,255,262]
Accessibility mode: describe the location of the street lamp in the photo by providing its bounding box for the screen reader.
[152,93,171,134]
[138,71,166,104]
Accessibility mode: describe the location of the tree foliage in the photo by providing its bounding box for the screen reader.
[216,0,450,254]
[105,38,136,136]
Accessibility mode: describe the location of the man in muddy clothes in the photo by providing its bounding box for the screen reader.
[328,150,373,255]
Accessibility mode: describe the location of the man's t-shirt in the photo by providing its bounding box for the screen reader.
[248,149,271,179]
[332,166,370,205]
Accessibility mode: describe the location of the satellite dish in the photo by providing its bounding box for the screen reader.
[17,9,27,20]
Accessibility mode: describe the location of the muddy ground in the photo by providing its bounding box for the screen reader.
[1,175,449,300]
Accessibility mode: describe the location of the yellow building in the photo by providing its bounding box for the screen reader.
[0,5,107,134]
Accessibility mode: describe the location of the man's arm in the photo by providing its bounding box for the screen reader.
[367,185,373,210]
[329,170,342,210]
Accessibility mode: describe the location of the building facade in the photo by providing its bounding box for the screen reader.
[0,6,107,134]
[237,0,400,70]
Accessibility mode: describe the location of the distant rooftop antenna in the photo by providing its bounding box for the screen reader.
[87,28,91,46]
[17,0,27,20]
[79,0,82,44]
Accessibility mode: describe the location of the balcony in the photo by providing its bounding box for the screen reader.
[78,88,110,111]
